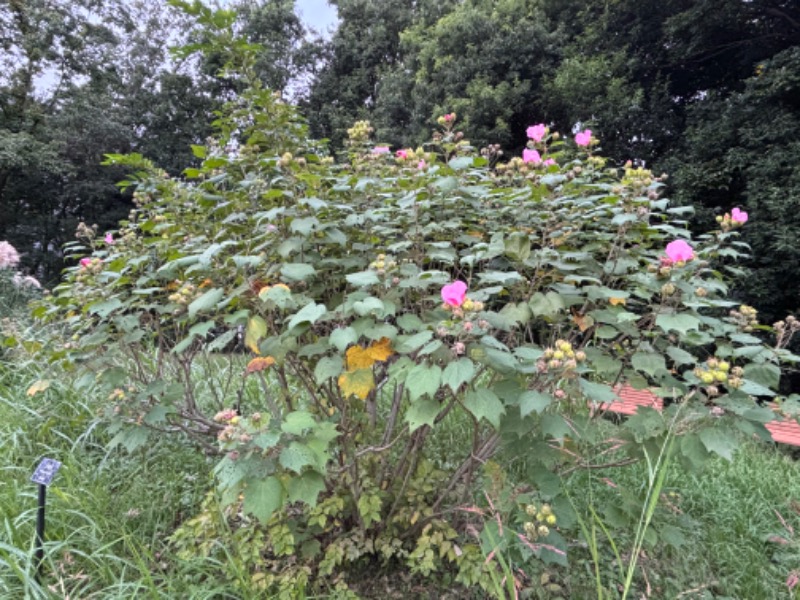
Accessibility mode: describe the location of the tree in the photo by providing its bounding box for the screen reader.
[668,47,800,322]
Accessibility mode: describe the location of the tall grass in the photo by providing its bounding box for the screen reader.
[0,359,229,598]
[556,437,800,599]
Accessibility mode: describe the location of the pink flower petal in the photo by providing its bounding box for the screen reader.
[522,148,542,164]
[526,123,546,142]
[441,280,468,307]
[665,239,694,262]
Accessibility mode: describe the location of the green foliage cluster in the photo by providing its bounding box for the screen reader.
[304,0,800,321]
[24,20,799,589]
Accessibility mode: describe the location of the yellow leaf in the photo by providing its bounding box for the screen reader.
[367,337,394,362]
[27,380,51,397]
[609,297,627,306]
[246,356,275,374]
[345,337,394,370]
[245,316,268,354]
[337,368,375,400]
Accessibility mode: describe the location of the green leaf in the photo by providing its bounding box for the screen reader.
[699,428,739,461]
[442,358,475,392]
[738,379,775,397]
[88,298,123,318]
[243,476,284,524]
[281,262,316,281]
[631,352,668,377]
[405,397,441,432]
[541,414,572,441]
[188,288,224,318]
[405,363,442,400]
[208,328,238,352]
[463,388,505,429]
[346,270,380,287]
[579,379,618,403]
[287,302,327,330]
[529,291,565,319]
[744,363,780,390]
[519,391,553,417]
[666,346,696,366]
[656,313,700,335]
[281,411,317,435]
[394,331,433,353]
[330,327,358,352]
[448,156,473,170]
[279,442,317,473]
[314,356,343,384]
[624,408,665,442]
[353,297,385,317]
[287,471,326,506]
[504,233,531,262]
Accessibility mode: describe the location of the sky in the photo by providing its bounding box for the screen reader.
[295,0,339,38]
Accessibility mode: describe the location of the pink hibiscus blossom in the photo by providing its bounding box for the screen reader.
[522,148,542,164]
[396,149,409,159]
[731,207,748,224]
[105,232,114,244]
[79,258,93,268]
[575,129,592,147]
[441,280,468,307]
[526,123,547,142]
[665,239,694,263]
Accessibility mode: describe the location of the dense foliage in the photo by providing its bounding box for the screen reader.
[24,14,799,592]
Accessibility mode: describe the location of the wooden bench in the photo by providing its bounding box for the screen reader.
[598,385,800,447]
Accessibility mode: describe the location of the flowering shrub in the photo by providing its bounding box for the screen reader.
[31,22,800,596]
[0,240,41,323]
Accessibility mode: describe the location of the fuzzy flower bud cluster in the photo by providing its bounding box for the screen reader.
[729,305,758,331]
[538,339,586,373]
[347,120,374,143]
[437,112,456,127]
[168,281,198,305]
[774,315,800,348]
[369,253,398,277]
[694,357,743,390]
[523,502,556,541]
[76,257,103,280]
[716,207,748,232]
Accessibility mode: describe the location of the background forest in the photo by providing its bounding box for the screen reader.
[2,0,799,324]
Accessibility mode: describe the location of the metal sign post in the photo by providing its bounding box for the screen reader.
[30,458,61,583]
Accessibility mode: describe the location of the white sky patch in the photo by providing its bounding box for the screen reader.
[296,0,338,38]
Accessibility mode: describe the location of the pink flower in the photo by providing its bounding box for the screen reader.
[104,232,114,244]
[526,123,547,142]
[544,158,556,167]
[396,149,409,159]
[0,241,20,269]
[575,129,592,147]
[522,148,541,164]
[441,280,468,307]
[443,113,455,122]
[372,146,390,154]
[731,207,748,224]
[417,159,426,170]
[665,239,694,262]
[79,258,92,268]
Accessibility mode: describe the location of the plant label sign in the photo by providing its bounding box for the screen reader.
[31,458,61,486]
